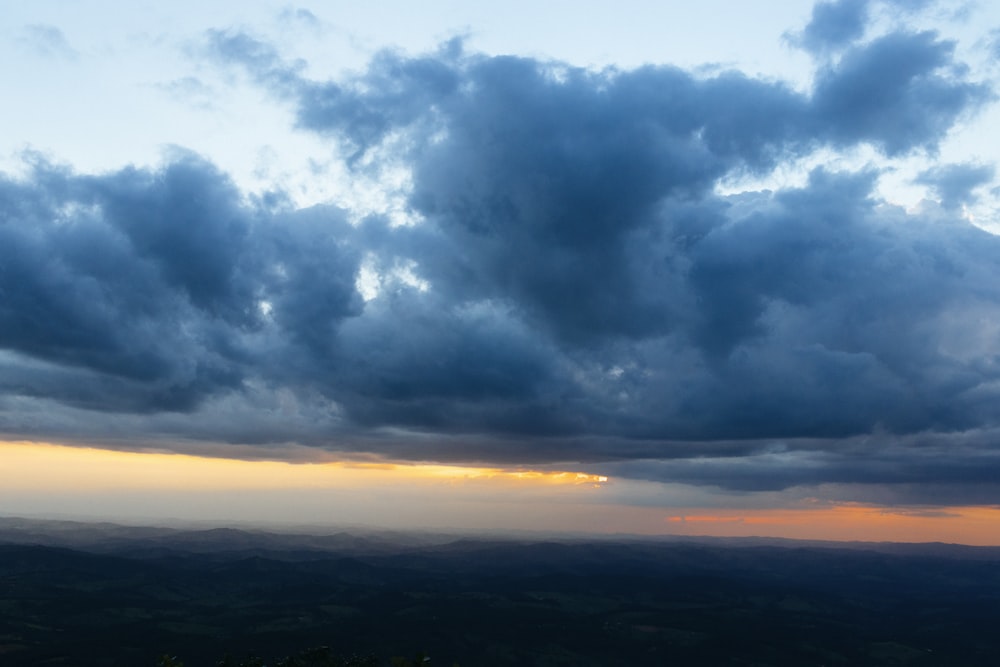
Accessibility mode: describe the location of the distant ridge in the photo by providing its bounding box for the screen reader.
[2,515,1000,666]
[2,514,999,560]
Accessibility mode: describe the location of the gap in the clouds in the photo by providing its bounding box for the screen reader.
[3,441,1000,545]
[713,143,914,206]
[0,440,612,527]
[355,253,430,301]
[713,146,845,196]
[0,440,607,488]
[713,142,1000,234]
[288,127,424,226]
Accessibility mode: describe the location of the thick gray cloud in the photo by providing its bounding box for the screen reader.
[810,31,988,155]
[2,6,1000,504]
[0,154,361,413]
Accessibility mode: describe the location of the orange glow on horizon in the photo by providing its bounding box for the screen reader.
[664,505,1000,545]
[667,515,749,523]
[1,440,998,545]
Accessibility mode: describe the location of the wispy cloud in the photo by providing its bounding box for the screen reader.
[20,24,78,60]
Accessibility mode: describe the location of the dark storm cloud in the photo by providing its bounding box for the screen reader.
[2,4,1000,504]
[0,154,361,413]
[915,162,996,209]
[605,432,1000,492]
[597,429,1000,507]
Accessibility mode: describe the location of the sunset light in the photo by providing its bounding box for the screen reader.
[4,2,1000,661]
[0,440,609,491]
[4,439,998,544]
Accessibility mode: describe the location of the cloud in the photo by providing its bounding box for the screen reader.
[788,0,941,55]
[810,31,990,155]
[203,28,305,95]
[20,24,78,60]
[916,162,996,209]
[2,8,1000,504]
[603,430,1000,492]
[278,7,321,30]
[0,154,361,414]
[158,77,217,110]
[793,0,873,53]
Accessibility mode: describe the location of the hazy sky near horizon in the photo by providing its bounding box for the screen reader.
[3,0,1000,541]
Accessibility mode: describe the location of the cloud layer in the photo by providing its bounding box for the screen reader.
[3,5,1000,504]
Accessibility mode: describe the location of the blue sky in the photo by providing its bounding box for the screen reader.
[3,1,1000,536]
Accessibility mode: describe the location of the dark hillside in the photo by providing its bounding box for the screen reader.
[1,519,999,665]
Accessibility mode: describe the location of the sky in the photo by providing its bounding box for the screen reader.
[3,0,1000,544]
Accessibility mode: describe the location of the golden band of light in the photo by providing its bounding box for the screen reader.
[2,440,998,545]
[0,440,607,491]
